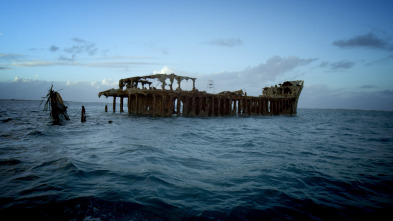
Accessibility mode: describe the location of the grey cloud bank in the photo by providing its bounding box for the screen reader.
[333,33,393,51]
[330,61,355,70]
[319,60,355,70]
[207,38,243,47]
[300,84,393,111]
[199,56,316,95]
[1,77,392,111]
[49,45,59,52]
[0,77,115,103]
[63,38,98,60]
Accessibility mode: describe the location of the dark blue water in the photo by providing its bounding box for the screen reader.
[1,99,392,220]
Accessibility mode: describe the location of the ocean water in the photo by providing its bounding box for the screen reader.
[1,99,392,220]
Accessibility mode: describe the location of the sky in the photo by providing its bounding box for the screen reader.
[1,0,393,110]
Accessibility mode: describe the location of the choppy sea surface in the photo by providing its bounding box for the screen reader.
[1,99,393,220]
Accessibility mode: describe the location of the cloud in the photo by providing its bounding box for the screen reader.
[0,54,23,70]
[11,60,58,67]
[72,38,85,43]
[0,53,23,60]
[149,57,314,94]
[300,84,393,111]
[58,56,74,62]
[330,60,355,70]
[1,77,392,111]
[49,45,60,52]
[240,56,315,79]
[101,78,117,87]
[0,77,121,102]
[319,60,355,70]
[0,78,49,101]
[153,66,176,74]
[9,57,159,68]
[366,54,393,66]
[333,33,393,51]
[360,84,377,89]
[198,56,316,95]
[13,76,34,83]
[63,78,116,88]
[207,38,243,47]
[76,60,159,68]
[319,62,329,68]
[63,38,98,60]
[65,80,83,86]
[2,39,156,70]
[88,78,117,88]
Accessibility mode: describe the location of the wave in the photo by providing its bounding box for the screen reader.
[2,101,393,220]
[2,195,391,221]
[0,158,21,166]
[26,130,46,137]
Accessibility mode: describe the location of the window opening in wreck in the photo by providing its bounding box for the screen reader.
[135,82,141,89]
[174,98,178,113]
[172,81,179,91]
[165,78,171,90]
[147,79,160,90]
[182,79,193,91]
[268,101,271,113]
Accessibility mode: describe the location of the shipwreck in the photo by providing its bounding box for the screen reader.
[98,73,303,117]
[42,85,70,124]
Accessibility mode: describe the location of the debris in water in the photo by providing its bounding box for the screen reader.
[41,84,70,124]
[81,106,86,122]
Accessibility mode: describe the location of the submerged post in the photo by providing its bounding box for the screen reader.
[120,97,124,113]
[113,96,116,112]
[81,106,86,122]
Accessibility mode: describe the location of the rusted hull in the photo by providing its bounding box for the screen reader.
[101,91,301,117]
[98,73,303,117]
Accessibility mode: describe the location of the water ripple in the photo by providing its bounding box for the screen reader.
[1,101,393,220]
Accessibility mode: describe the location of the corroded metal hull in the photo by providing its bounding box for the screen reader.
[98,74,303,117]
